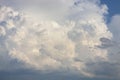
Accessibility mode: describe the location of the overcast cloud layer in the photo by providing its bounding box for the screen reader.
[0,0,120,80]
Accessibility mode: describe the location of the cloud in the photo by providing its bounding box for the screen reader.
[84,61,120,80]
[0,0,118,80]
[108,15,120,41]
[107,15,120,64]
[86,15,120,79]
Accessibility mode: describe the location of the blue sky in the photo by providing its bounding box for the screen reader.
[0,0,120,80]
[101,0,120,16]
[101,0,120,22]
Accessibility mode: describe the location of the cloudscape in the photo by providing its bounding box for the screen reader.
[0,0,120,80]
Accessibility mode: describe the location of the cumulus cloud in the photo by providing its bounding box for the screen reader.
[0,0,118,79]
[108,15,120,40]
[85,15,120,79]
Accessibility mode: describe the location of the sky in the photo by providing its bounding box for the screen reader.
[101,0,120,22]
[101,0,120,17]
[0,0,120,80]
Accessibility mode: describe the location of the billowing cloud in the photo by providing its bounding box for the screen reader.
[0,0,118,80]
[85,15,120,79]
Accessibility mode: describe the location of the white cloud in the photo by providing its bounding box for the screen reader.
[0,0,114,78]
[85,15,120,79]
[108,15,120,41]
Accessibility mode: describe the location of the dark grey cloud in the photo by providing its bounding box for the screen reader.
[85,61,120,79]
[0,69,118,80]
[97,37,116,49]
